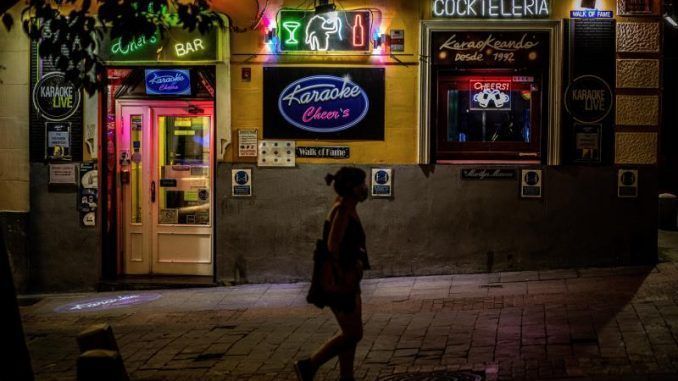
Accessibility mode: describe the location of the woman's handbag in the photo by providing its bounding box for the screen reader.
[306,237,360,308]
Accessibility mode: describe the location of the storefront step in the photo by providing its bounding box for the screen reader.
[97,275,217,292]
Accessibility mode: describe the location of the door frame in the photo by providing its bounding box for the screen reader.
[114,99,216,277]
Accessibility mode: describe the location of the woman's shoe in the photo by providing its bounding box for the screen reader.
[293,358,314,381]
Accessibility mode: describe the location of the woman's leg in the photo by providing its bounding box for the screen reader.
[337,295,362,380]
[309,294,363,376]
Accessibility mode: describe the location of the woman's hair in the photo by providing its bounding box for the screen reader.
[325,167,366,197]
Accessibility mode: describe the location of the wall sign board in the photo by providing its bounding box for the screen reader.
[97,27,219,63]
[49,163,77,185]
[296,146,350,159]
[570,10,613,18]
[565,75,613,124]
[232,169,252,197]
[461,168,516,180]
[79,162,98,227]
[371,168,393,197]
[238,129,258,158]
[32,72,82,121]
[264,67,384,140]
[46,122,72,160]
[520,169,543,198]
[432,31,550,68]
[432,0,551,18]
[574,124,601,163]
[278,10,371,52]
[618,169,638,198]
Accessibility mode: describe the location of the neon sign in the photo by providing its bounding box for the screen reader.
[432,0,551,18]
[175,38,206,57]
[470,79,512,110]
[279,10,371,52]
[278,75,370,133]
[110,33,159,56]
[145,69,192,96]
[98,27,218,63]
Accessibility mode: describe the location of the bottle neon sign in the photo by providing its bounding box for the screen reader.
[432,0,551,18]
[278,10,372,52]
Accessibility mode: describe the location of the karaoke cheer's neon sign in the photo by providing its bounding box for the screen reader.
[279,10,372,52]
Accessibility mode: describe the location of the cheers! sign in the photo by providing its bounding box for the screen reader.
[278,75,370,133]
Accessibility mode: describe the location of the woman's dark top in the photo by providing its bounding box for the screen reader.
[318,209,370,312]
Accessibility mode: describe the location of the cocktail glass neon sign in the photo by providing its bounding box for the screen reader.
[282,21,301,44]
[278,10,372,52]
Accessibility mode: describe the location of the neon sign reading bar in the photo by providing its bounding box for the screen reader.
[279,10,372,52]
[433,0,551,18]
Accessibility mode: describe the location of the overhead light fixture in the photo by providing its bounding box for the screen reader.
[315,0,336,14]
[580,0,596,9]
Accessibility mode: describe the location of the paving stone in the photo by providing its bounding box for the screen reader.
[20,265,678,380]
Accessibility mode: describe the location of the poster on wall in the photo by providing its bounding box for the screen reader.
[263,67,385,140]
[574,124,602,163]
[79,162,98,227]
[45,122,72,160]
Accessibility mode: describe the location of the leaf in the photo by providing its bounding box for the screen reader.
[2,12,13,31]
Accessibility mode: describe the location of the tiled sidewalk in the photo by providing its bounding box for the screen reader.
[19,263,678,381]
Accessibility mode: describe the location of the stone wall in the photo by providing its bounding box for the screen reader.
[216,164,658,284]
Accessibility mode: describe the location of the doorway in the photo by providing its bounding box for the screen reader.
[116,101,214,276]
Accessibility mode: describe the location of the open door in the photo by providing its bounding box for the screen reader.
[117,101,214,276]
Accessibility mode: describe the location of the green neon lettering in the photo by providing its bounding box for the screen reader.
[110,33,159,56]
[282,21,301,45]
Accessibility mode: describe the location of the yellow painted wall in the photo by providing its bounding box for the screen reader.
[0,4,30,212]
[229,0,423,165]
[228,0,621,165]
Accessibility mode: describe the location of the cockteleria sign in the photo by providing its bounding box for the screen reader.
[432,0,551,18]
[264,67,384,140]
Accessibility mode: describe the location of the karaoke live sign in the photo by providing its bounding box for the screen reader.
[278,10,371,52]
[263,67,384,140]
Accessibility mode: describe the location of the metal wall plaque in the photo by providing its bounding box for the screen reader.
[371,168,393,198]
[520,169,543,198]
[618,169,639,198]
[232,169,252,197]
[461,168,516,180]
[295,146,350,159]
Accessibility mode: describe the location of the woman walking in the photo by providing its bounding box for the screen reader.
[295,167,371,381]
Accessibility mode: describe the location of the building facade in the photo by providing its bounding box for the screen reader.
[0,0,666,292]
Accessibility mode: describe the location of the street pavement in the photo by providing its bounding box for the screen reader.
[19,258,678,381]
